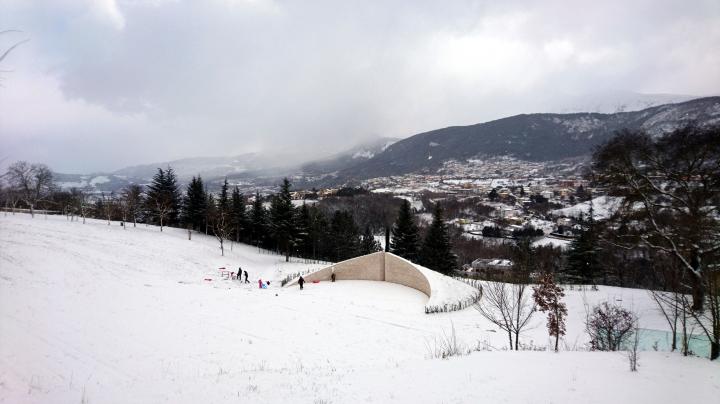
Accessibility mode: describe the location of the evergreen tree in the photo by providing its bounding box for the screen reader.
[230,186,246,243]
[163,167,182,225]
[328,210,360,262]
[308,205,328,260]
[512,236,535,276]
[564,200,599,284]
[564,225,599,284]
[488,188,499,201]
[146,167,181,231]
[182,176,207,231]
[419,203,456,274]
[218,178,230,215]
[359,225,381,255]
[205,193,216,235]
[390,199,420,262]
[250,191,268,247]
[294,203,312,258]
[270,178,296,262]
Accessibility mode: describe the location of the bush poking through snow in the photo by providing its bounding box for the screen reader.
[585,301,636,351]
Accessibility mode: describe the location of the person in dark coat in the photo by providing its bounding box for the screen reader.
[298,276,305,290]
[237,266,242,281]
[243,270,249,283]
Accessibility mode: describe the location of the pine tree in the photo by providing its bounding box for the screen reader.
[250,191,268,247]
[270,178,296,262]
[390,199,420,262]
[205,193,216,235]
[308,205,328,260]
[328,210,360,262]
[218,178,230,215]
[564,229,599,284]
[182,176,207,231]
[564,200,599,284]
[230,186,246,243]
[512,236,535,275]
[163,167,181,226]
[359,225,381,255]
[294,203,311,258]
[146,167,181,231]
[488,188,499,201]
[419,202,456,274]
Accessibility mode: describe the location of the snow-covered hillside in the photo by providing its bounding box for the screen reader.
[0,214,717,403]
[551,195,624,220]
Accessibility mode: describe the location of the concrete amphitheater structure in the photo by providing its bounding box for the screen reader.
[284,252,432,297]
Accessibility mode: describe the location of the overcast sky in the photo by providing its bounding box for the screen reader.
[1,0,719,173]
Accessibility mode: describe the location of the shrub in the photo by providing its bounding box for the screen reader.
[585,302,636,351]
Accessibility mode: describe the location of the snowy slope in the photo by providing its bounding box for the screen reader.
[1,214,717,403]
[551,195,624,220]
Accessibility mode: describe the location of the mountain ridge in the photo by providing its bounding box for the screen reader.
[339,96,720,180]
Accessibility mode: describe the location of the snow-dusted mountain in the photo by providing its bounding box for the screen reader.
[550,91,701,114]
[341,97,720,180]
[53,96,720,192]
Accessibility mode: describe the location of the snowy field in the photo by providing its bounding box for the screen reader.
[1,213,718,403]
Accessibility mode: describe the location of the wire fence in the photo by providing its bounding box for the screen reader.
[424,277,484,314]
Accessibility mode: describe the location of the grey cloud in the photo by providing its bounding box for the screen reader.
[0,0,718,173]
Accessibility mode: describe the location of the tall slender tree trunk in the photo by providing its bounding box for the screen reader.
[686,250,706,311]
[554,305,560,352]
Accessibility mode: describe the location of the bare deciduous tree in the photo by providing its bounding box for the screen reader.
[475,281,535,350]
[5,161,54,217]
[593,126,720,311]
[211,208,232,256]
[121,184,143,228]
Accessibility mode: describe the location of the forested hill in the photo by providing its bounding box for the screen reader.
[340,96,720,179]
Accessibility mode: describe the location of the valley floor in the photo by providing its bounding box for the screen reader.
[0,214,717,403]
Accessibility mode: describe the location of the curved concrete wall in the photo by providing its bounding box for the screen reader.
[385,253,431,297]
[285,252,431,298]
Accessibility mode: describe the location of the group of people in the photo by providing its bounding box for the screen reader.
[234,267,335,291]
[236,267,249,283]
